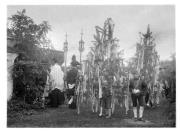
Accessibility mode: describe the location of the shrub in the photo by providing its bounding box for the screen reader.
[12,61,48,107]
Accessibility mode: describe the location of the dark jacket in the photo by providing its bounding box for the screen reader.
[129,79,147,95]
[66,68,78,84]
[102,86,112,97]
[71,60,80,67]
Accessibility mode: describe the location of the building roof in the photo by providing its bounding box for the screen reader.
[7,36,64,65]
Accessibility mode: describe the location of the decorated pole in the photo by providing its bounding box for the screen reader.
[135,25,159,88]
[64,33,68,75]
[91,18,120,115]
[77,30,85,114]
[63,33,68,89]
[79,30,85,68]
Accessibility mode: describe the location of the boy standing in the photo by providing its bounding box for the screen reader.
[99,75,112,118]
[129,75,147,121]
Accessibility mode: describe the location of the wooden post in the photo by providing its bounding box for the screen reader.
[63,33,68,105]
[98,65,102,99]
[64,33,68,77]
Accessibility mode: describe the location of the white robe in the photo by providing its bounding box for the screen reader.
[49,63,64,91]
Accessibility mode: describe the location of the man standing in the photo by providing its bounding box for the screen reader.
[65,55,81,109]
[71,55,81,68]
[129,75,147,121]
[49,58,65,107]
[99,70,113,118]
[152,83,160,107]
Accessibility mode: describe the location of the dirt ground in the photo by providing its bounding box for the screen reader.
[7,98,175,127]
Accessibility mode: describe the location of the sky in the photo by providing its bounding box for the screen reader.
[7,5,175,65]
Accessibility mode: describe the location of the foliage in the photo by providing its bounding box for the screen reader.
[7,9,54,111]
[7,9,52,61]
[12,61,47,104]
[90,18,122,79]
[8,98,31,112]
[10,60,48,112]
[126,57,138,75]
[159,54,176,102]
[7,98,44,120]
[159,54,176,82]
[134,26,160,83]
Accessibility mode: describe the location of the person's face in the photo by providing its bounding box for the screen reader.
[141,76,144,80]
[72,56,76,61]
[52,61,55,65]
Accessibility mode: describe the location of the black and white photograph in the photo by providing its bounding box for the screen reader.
[4,3,177,128]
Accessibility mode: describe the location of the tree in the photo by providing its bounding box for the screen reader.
[8,9,53,108]
[159,54,176,82]
[7,9,52,61]
[134,25,159,84]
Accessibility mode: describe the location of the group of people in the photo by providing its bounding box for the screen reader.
[97,73,148,120]
[43,55,80,108]
[42,54,167,122]
[97,72,166,121]
[43,57,65,107]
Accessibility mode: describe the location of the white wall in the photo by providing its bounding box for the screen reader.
[7,53,18,101]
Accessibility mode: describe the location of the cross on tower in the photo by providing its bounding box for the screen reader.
[65,32,68,42]
[80,29,83,40]
[64,32,68,52]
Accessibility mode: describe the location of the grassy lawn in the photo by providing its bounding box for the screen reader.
[7,99,175,127]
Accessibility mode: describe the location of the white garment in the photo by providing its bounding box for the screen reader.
[7,53,18,101]
[50,63,64,91]
[133,107,137,118]
[139,106,144,118]
[124,95,129,114]
[159,83,164,92]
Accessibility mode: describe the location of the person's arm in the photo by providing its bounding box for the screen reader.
[141,81,147,95]
[129,80,133,93]
[46,70,50,77]
[76,61,81,65]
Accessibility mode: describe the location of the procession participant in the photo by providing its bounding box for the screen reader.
[66,55,80,85]
[152,83,160,107]
[71,55,81,68]
[123,78,130,115]
[170,71,176,103]
[91,77,99,113]
[99,71,113,119]
[111,74,120,115]
[164,80,170,98]
[159,80,165,98]
[129,75,147,121]
[145,82,153,107]
[65,55,81,109]
[49,58,65,107]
